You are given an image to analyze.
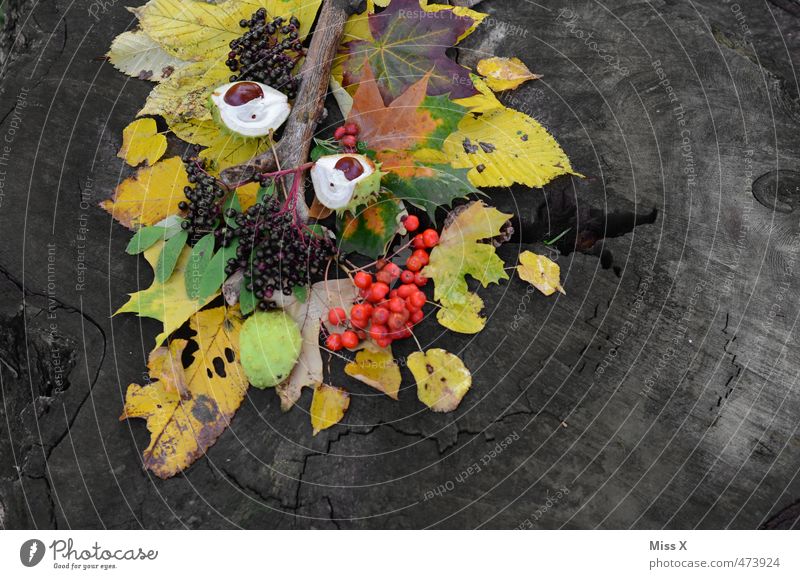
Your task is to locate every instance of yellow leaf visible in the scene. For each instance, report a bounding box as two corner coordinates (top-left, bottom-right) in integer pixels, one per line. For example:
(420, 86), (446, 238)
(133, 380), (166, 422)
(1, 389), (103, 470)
(345, 347), (401, 399)
(118, 118), (167, 167)
(170, 118), (273, 170)
(422, 202), (511, 333)
(310, 384), (350, 435)
(139, 60), (231, 122)
(135, 0), (322, 61)
(477, 56), (540, 91)
(116, 240), (218, 348)
(121, 307), (248, 478)
(107, 30), (187, 82)
(101, 156), (189, 230)
(408, 348), (472, 412)
(442, 77), (577, 188)
(517, 251), (565, 296)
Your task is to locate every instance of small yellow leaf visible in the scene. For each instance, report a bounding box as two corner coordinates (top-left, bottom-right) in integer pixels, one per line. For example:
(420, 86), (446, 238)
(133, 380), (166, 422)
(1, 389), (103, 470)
(101, 156), (189, 230)
(517, 251), (565, 296)
(121, 307), (248, 478)
(477, 57), (540, 91)
(436, 293), (486, 334)
(310, 384), (350, 435)
(116, 240), (218, 348)
(345, 348), (401, 399)
(408, 349), (472, 412)
(118, 118), (167, 167)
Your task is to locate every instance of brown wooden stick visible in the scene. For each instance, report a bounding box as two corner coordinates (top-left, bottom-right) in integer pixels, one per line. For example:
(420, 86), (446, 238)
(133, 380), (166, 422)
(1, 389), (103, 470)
(220, 0), (361, 220)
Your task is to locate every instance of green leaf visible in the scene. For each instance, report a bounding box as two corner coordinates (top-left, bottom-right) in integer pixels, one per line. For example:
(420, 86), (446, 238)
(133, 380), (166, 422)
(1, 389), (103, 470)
(305, 223), (327, 237)
(184, 233), (216, 299)
(126, 225), (167, 255)
(338, 193), (402, 259)
(419, 96), (468, 150)
(256, 182), (276, 204)
(385, 165), (479, 223)
(239, 279), (256, 316)
(222, 192), (241, 228)
(155, 229), (188, 283)
(198, 239), (240, 300)
(342, 0), (481, 103)
(292, 285), (308, 303)
(310, 138), (338, 161)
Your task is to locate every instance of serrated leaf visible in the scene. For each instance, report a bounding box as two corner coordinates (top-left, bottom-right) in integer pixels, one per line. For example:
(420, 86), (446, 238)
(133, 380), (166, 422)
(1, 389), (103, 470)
(345, 348), (401, 399)
(118, 118), (167, 167)
(140, 60), (231, 122)
(120, 307), (248, 478)
(310, 383), (350, 435)
(517, 251), (565, 296)
(185, 233), (216, 299)
(422, 202), (511, 333)
(126, 225), (168, 255)
(198, 239), (240, 300)
(101, 156), (189, 231)
(477, 56), (540, 91)
(170, 118), (272, 169)
(107, 30), (187, 82)
(408, 348), (472, 412)
(116, 240), (219, 348)
(338, 192), (402, 259)
(435, 292), (485, 334)
(155, 228), (188, 283)
(384, 164), (478, 223)
(341, 0), (484, 103)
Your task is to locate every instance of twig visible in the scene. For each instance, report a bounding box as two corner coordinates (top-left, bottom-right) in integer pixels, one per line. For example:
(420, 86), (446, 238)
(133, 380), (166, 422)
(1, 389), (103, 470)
(219, 0), (363, 221)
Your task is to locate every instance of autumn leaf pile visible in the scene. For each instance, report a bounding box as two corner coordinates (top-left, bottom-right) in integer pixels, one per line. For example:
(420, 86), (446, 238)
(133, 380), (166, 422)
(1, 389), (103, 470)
(104, 0), (576, 478)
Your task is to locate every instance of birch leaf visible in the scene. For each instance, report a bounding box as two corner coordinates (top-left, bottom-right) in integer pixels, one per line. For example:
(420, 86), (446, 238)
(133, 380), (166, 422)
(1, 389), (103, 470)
(345, 348), (401, 399)
(477, 56), (540, 91)
(107, 30), (186, 82)
(408, 348), (472, 412)
(310, 384), (350, 435)
(517, 251), (566, 296)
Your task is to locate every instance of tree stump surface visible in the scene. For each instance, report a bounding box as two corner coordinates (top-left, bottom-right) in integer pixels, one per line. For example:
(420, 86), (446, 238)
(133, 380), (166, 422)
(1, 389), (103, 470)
(1, 0), (799, 529)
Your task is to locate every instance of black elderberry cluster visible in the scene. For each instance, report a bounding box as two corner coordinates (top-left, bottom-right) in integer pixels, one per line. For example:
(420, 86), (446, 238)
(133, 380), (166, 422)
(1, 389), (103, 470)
(178, 155), (230, 243)
(226, 8), (302, 98)
(225, 194), (337, 310)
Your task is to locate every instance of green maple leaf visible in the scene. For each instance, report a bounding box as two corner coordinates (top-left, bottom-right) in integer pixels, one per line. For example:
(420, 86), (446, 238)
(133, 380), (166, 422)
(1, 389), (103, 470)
(384, 164), (479, 224)
(342, 0), (480, 104)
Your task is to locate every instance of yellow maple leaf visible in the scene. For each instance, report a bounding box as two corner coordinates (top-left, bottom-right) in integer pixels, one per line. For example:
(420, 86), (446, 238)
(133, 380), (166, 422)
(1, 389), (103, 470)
(121, 307), (248, 478)
(116, 240), (218, 348)
(477, 56), (540, 92)
(118, 118), (167, 167)
(517, 251), (565, 296)
(101, 156), (189, 230)
(416, 77), (577, 188)
(310, 384), (350, 435)
(408, 348), (472, 412)
(422, 202), (512, 333)
(345, 347), (401, 399)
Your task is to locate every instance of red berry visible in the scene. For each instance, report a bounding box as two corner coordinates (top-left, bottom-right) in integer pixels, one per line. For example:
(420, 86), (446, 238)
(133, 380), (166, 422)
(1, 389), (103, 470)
(388, 297), (406, 313)
(397, 283), (416, 299)
(369, 324), (388, 342)
(341, 330), (359, 349)
(343, 122), (359, 136)
(422, 229), (439, 248)
(410, 309), (424, 324)
(356, 330), (367, 340)
(412, 234), (426, 249)
(406, 255), (423, 272)
(412, 249), (429, 265)
(367, 282), (390, 302)
(375, 270), (393, 285)
(325, 333), (343, 351)
(351, 316), (368, 330)
(334, 126), (347, 140)
(399, 322), (414, 338)
(328, 307), (347, 326)
(410, 291), (427, 309)
(361, 303), (374, 318)
(376, 337), (392, 348)
(354, 271), (372, 289)
(414, 272), (428, 287)
(389, 289), (399, 299)
(400, 270), (415, 284)
(404, 215), (420, 232)
(341, 134), (357, 148)
(383, 262), (401, 279)
(351, 304), (369, 321)
(388, 312), (406, 331)
(371, 306), (390, 325)
(376, 258), (388, 270)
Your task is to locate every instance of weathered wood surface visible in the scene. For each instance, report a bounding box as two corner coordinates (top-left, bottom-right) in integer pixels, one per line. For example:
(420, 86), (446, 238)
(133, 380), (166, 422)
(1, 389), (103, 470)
(0, 0), (799, 529)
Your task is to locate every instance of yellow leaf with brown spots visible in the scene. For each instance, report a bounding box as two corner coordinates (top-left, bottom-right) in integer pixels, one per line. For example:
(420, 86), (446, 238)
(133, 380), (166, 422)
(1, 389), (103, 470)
(310, 384), (350, 435)
(408, 348), (472, 412)
(120, 306), (248, 478)
(118, 118), (167, 167)
(477, 57), (540, 92)
(345, 347), (401, 399)
(101, 156), (189, 230)
(517, 251), (566, 296)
